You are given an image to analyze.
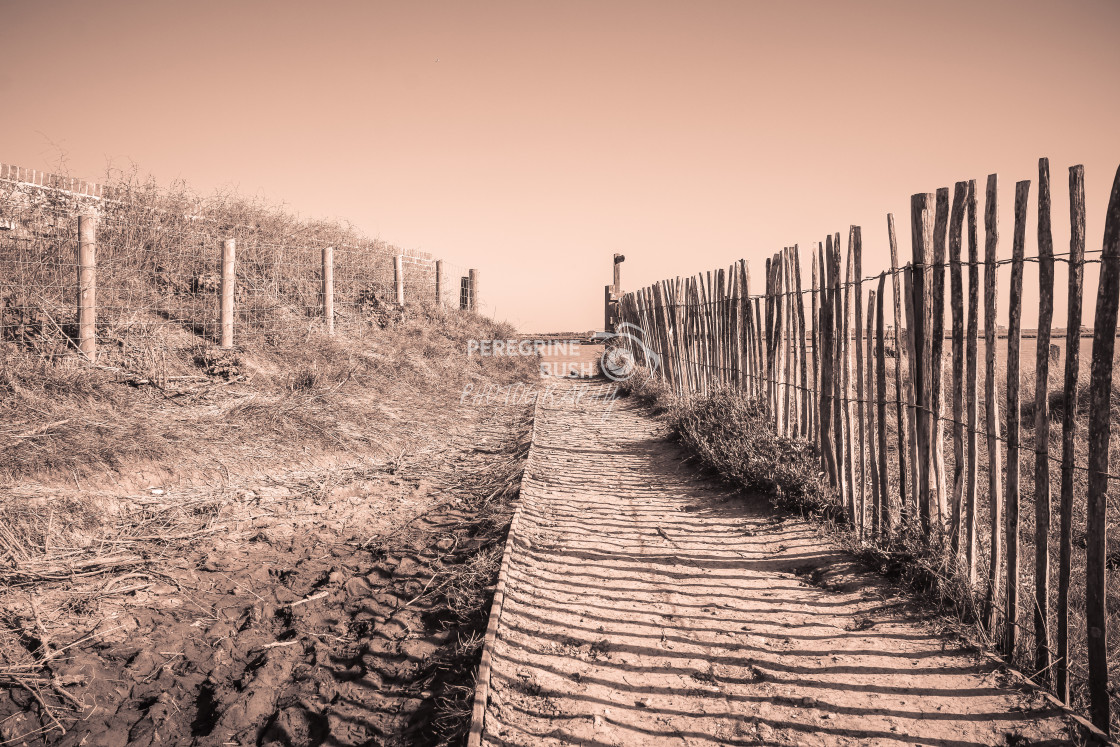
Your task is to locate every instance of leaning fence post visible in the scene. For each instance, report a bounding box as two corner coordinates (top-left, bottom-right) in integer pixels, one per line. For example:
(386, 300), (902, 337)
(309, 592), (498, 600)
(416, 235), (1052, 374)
(1085, 163), (1120, 736)
(469, 269), (479, 312)
(322, 246), (334, 334)
(220, 238), (236, 349)
(395, 254), (405, 305)
(77, 215), (97, 358)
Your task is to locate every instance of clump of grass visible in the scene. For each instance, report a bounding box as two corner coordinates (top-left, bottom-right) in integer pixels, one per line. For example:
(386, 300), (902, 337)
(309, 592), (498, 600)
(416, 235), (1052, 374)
(623, 372), (831, 518)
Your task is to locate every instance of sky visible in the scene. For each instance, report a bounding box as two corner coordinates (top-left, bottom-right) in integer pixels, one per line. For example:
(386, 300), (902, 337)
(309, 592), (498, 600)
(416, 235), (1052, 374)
(3, 0), (1119, 333)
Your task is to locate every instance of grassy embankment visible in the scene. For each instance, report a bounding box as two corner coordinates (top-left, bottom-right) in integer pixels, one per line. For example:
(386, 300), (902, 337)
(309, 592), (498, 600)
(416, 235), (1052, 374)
(0, 170), (537, 745)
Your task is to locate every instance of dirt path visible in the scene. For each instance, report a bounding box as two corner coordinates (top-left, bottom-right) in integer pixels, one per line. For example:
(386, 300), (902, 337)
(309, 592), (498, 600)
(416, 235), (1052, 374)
(0, 401), (530, 747)
(479, 379), (1076, 746)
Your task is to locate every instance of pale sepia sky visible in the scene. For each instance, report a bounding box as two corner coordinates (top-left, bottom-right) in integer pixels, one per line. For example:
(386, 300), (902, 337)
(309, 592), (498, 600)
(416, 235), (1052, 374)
(3, 0), (1119, 332)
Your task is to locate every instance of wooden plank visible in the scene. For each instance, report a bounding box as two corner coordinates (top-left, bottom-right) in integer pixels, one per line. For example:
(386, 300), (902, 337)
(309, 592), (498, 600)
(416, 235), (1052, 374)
(876, 273), (890, 536)
(888, 214), (911, 522)
(1056, 165), (1085, 704)
(931, 187), (949, 530)
(949, 182), (967, 557)
(965, 179), (981, 584)
(1004, 178), (1030, 659)
(1084, 163), (1120, 735)
(854, 227), (866, 535)
(1033, 158), (1055, 679)
(983, 174), (1004, 632)
(866, 289), (879, 538)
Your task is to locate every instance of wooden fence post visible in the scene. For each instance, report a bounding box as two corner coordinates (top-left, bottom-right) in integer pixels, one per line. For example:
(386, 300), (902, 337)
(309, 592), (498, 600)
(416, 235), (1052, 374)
(794, 245), (808, 438)
(887, 214), (911, 523)
(220, 238), (236, 349)
(853, 228), (865, 535)
(394, 255), (405, 305)
(983, 173), (1004, 632)
(949, 182), (967, 556)
(469, 269), (479, 312)
(831, 234), (846, 503)
(865, 289), (878, 537)
(435, 259), (443, 304)
(322, 246), (334, 334)
(1056, 164), (1085, 704)
(819, 237), (838, 489)
(842, 233), (855, 524)
(783, 250), (795, 436)
(811, 249), (820, 443)
(875, 273), (890, 535)
(1085, 163), (1120, 736)
(1004, 178), (1030, 658)
(902, 261), (921, 526)
(931, 187), (949, 530)
(965, 179), (981, 584)
(77, 215), (97, 358)
(911, 193), (935, 535)
(1034, 158), (1055, 679)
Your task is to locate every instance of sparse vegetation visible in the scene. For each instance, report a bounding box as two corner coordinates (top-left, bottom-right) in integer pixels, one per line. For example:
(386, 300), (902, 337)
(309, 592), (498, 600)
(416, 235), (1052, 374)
(0, 167), (536, 745)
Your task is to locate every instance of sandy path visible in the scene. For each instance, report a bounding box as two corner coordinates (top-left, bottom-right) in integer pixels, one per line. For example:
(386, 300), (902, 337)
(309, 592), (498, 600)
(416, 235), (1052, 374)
(480, 379), (1075, 746)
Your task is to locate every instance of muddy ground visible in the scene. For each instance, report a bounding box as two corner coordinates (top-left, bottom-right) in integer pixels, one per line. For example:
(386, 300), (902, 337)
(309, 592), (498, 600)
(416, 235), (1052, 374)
(0, 399), (531, 746)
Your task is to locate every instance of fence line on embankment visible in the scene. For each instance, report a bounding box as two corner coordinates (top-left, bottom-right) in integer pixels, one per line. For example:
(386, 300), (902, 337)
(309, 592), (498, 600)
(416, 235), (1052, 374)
(0, 162), (481, 357)
(616, 158), (1120, 738)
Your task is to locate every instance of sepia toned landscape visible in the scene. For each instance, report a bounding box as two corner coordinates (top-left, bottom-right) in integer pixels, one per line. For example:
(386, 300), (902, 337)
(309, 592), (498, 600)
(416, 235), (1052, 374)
(3, 2), (1119, 746)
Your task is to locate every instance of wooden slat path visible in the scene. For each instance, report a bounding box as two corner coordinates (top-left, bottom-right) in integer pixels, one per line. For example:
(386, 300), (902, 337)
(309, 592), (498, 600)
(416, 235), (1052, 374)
(473, 378), (1076, 747)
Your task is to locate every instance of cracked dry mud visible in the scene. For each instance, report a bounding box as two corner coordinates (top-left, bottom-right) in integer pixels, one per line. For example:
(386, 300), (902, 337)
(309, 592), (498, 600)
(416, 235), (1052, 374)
(481, 379), (1077, 747)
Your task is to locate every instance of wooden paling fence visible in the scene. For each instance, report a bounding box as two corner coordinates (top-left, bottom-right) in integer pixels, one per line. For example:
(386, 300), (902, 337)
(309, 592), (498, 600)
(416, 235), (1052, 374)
(616, 159), (1120, 737)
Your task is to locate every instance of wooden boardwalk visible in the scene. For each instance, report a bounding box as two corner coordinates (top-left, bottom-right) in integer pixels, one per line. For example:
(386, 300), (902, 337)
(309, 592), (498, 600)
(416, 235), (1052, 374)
(472, 379), (1077, 747)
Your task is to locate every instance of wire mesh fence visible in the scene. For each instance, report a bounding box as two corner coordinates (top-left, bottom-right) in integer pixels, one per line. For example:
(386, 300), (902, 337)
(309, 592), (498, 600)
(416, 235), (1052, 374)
(0, 168), (478, 357)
